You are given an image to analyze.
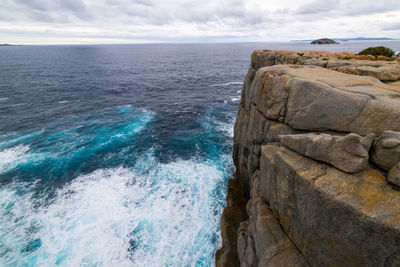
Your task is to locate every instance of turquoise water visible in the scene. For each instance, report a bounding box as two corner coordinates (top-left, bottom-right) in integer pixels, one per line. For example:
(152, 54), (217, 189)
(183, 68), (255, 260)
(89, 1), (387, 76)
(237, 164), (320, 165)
(0, 104), (235, 266)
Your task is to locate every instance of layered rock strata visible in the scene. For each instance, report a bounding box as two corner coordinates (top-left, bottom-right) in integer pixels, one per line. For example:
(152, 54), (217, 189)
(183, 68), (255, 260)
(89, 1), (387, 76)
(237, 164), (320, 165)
(217, 50), (400, 266)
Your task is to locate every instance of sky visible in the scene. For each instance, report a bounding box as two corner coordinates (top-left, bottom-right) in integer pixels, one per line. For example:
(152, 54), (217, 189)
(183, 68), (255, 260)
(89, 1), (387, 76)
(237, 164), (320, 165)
(1, 0), (400, 44)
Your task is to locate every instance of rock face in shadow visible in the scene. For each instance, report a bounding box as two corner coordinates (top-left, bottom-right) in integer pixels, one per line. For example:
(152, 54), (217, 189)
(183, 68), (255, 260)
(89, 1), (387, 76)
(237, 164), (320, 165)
(217, 50), (400, 267)
(279, 133), (374, 173)
(216, 179), (248, 267)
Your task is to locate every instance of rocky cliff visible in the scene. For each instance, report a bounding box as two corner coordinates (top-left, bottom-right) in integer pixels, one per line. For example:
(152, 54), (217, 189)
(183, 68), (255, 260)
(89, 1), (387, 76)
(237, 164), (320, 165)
(216, 50), (400, 267)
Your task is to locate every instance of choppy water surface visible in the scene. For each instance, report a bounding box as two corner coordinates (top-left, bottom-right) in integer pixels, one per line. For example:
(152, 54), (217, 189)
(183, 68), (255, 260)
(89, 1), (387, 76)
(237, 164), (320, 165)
(0, 41), (399, 266)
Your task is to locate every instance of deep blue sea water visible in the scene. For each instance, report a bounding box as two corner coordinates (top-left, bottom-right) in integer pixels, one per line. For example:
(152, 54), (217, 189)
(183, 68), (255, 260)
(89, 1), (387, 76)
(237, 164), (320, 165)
(0, 41), (399, 266)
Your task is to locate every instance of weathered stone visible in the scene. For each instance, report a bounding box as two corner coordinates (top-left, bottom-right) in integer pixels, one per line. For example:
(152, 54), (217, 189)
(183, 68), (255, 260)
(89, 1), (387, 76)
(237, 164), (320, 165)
(243, 64), (400, 135)
(216, 179), (248, 267)
(280, 66), (400, 134)
(222, 49), (400, 267)
(238, 176), (309, 267)
(371, 131), (400, 171)
(279, 133), (374, 173)
(285, 77), (371, 132)
(388, 162), (400, 187)
(237, 221), (255, 267)
(264, 120), (303, 143)
(259, 145), (400, 267)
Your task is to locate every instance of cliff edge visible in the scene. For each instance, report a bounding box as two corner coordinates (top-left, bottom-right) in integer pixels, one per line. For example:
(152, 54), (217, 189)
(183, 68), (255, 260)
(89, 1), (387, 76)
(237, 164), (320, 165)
(216, 50), (400, 267)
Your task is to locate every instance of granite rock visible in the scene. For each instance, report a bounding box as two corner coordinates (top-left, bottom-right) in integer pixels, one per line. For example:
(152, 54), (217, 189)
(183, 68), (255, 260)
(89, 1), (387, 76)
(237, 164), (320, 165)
(279, 133), (374, 173)
(238, 176), (308, 267)
(220, 49), (400, 267)
(259, 145), (400, 266)
(371, 131), (400, 171)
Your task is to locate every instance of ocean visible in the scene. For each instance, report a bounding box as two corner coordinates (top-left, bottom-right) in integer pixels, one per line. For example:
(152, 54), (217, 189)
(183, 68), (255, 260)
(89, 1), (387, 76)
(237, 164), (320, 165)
(1, 40), (399, 266)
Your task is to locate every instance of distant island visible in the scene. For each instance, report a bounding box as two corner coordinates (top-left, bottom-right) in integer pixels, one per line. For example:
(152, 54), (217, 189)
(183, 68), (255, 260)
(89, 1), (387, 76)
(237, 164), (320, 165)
(311, 38), (339, 44)
(0, 44), (15, 46)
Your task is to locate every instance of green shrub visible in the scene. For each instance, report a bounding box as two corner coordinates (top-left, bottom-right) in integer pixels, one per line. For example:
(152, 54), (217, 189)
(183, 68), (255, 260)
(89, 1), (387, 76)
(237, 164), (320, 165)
(358, 46), (395, 57)
(297, 52), (304, 57)
(343, 57), (352, 60)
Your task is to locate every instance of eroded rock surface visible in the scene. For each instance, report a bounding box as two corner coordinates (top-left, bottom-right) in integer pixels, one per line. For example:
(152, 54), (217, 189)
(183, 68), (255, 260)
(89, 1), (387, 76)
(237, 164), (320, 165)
(372, 131), (400, 171)
(259, 145), (400, 267)
(279, 133), (374, 173)
(217, 50), (400, 267)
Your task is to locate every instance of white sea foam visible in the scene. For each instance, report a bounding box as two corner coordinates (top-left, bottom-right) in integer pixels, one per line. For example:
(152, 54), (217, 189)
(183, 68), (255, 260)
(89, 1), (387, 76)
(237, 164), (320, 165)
(0, 154), (229, 266)
(0, 97), (9, 101)
(0, 145), (30, 173)
(211, 81), (243, 87)
(215, 118), (235, 138)
(9, 103), (25, 107)
(230, 97), (240, 102)
(58, 101), (69, 104)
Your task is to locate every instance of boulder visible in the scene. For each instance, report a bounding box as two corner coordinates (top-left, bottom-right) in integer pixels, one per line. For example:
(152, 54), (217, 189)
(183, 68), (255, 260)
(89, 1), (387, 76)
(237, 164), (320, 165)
(371, 131), (400, 171)
(279, 133), (374, 173)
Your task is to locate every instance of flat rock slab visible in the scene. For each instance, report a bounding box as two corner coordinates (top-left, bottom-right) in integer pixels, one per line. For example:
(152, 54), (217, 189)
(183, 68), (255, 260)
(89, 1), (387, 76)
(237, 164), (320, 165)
(279, 133), (374, 173)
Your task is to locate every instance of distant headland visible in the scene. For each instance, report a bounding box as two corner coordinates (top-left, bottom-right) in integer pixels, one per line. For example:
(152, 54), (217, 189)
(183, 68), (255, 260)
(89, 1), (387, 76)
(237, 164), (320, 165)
(292, 37), (396, 42)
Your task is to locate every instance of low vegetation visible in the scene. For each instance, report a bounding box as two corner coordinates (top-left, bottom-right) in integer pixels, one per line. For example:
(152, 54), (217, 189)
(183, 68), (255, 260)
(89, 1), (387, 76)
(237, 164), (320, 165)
(358, 46), (395, 57)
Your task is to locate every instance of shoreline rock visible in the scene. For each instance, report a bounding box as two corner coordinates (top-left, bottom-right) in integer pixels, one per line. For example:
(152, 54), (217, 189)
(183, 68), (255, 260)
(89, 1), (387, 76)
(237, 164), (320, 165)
(217, 49), (400, 266)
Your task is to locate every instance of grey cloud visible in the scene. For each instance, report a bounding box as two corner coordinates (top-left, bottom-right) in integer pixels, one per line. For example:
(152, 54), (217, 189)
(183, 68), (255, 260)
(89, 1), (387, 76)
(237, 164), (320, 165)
(382, 22), (400, 31)
(1, 0), (400, 44)
(10, 0), (93, 22)
(296, 0), (336, 15)
(296, 0), (400, 17)
(60, 0), (87, 12)
(14, 0), (52, 11)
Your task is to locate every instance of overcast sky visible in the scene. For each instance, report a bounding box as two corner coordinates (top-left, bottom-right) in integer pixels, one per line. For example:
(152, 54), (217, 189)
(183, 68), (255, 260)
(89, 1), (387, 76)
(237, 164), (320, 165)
(1, 0), (400, 44)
